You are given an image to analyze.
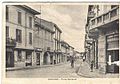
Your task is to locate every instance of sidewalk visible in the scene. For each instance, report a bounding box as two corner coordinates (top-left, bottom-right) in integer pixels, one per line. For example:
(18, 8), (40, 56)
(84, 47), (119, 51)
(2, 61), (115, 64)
(6, 62), (66, 71)
(77, 61), (119, 78)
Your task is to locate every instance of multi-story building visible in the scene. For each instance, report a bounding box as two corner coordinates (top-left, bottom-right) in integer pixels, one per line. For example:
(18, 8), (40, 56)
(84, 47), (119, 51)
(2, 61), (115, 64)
(53, 24), (62, 64)
(85, 5), (119, 73)
(6, 5), (40, 68)
(34, 17), (54, 65)
(34, 17), (64, 65)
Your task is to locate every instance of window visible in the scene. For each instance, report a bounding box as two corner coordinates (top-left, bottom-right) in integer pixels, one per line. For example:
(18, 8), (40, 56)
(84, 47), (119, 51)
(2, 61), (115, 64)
(16, 29), (22, 43)
(29, 32), (32, 44)
(18, 12), (22, 24)
(17, 50), (22, 61)
(6, 26), (9, 38)
(107, 50), (119, 62)
(29, 17), (32, 28)
(107, 34), (119, 49)
(6, 6), (9, 21)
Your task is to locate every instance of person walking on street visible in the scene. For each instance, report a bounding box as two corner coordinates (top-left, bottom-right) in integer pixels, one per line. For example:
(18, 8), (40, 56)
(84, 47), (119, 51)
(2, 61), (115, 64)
(70, 56), (75, 68)
(90, 61), (94, 72)
(83, 56), (85, 62)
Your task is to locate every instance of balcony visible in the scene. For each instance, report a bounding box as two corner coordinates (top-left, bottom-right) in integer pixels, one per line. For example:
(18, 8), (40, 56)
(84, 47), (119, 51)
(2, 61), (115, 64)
(6, 37), (16, 47)
(90, 6), (119, 30)
(88, 30), (99, 39)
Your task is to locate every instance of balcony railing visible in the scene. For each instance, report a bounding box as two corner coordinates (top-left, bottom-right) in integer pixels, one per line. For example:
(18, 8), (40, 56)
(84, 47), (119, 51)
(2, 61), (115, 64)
(90, 6), (119, 30)
(6, 37), (16, 47)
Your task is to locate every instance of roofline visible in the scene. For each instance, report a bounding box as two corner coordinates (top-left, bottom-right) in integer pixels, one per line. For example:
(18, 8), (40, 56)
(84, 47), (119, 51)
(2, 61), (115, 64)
(14, 5), (40, 15)
(34, 17), (54, 33)
(70, 46), (74, 49)
(61, 40), (70, 46)
(54, 23), (62, 33)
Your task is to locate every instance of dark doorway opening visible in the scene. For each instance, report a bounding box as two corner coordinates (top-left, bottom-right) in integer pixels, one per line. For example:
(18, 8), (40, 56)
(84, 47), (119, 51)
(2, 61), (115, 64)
(6, 51), (14, 67)
(26, 51), (32, 66)
(36, 53), (40, 65)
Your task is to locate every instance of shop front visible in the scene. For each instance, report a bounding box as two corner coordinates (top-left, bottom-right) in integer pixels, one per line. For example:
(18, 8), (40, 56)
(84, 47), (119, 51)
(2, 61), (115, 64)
(106, 33), (119, 73)
(26, 50), (33, 66)
(6, 38), (16, 68)
(36, 53), (40, 65)
(35, 48), (43, 66)
(43, 51), (51, 65)
(6, 48), (14, 67)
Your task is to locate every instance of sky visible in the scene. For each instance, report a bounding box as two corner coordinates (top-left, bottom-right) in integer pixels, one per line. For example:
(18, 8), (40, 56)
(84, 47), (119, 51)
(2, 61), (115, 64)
(28, 4), (88, 52)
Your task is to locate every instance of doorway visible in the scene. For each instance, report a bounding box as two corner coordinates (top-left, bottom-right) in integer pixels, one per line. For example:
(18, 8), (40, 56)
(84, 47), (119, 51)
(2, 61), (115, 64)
(36, 53), (40, 65)
(26, 51), (32, 66)
(43, 52), (48, 65)
(6, 51), (14, 67)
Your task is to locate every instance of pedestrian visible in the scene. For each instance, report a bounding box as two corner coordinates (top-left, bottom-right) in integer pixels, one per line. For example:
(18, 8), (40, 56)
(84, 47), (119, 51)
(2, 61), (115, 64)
(90, 61), (94, 72)
(70, 56), (75, 68)
(83, 56), (85, 62)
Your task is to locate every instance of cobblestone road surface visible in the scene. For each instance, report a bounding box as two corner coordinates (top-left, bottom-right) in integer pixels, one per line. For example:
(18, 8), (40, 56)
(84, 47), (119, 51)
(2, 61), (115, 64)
(6, 59), (84, 78)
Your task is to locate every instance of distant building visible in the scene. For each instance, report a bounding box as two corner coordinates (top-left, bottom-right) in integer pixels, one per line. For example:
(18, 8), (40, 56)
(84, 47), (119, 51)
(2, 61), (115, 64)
(61, 40), (70, 62)
(74, 51), (81, 59)
(69, 46), (75, 57)
(6, 5), (40, 68)
(85, 5), (119, 73)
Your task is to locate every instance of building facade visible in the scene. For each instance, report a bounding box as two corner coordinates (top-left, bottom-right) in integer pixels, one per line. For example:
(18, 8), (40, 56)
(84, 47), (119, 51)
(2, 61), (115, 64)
(34, 17), (63, 65)
(85, 5), (119, 73)
(34, 17), (54, 65)
(6, 5), (40, 68)
(53, 24), (62, 64)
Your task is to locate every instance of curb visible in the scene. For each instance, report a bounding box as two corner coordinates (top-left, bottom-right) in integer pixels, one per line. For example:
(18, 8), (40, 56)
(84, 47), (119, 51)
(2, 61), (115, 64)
(75, 61), (98, 78)
(77, 72), (92, 78)
(76, 64), (93, 78)
(6, 65), (52, 71)
(6, 62), (66, 71)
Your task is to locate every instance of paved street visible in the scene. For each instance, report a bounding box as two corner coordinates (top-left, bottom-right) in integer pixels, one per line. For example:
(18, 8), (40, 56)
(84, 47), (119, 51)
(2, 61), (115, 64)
(77, 60), (119, 78)
(6, 59), (84, 78)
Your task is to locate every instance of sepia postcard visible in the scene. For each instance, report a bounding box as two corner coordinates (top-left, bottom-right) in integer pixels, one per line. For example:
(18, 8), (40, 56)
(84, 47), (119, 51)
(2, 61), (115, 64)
(1, 1), (120, 84)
